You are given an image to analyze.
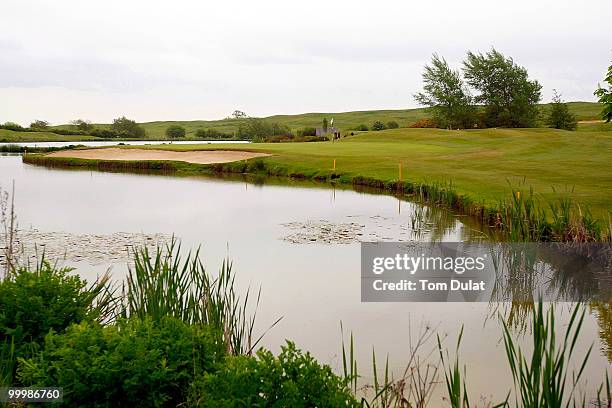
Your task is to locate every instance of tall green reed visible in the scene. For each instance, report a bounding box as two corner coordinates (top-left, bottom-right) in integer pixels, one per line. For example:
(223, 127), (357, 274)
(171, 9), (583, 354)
(341, 321), (440, 408)
(123, 238), (281, 355)
(0, 338), (15, 387)
(502, 302), (593, 408)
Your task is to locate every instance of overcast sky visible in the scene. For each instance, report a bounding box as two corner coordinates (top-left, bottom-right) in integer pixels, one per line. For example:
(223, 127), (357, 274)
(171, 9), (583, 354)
(1, 0), (611, 125)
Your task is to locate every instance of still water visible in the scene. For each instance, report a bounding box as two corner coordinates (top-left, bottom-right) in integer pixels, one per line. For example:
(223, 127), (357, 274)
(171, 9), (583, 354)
(1, 155), (609, 402)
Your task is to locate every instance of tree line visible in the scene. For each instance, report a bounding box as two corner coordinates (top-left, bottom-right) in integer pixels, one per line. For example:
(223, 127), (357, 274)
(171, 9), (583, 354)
(414, 48), (585, 130)
(0, 116), (147, 139)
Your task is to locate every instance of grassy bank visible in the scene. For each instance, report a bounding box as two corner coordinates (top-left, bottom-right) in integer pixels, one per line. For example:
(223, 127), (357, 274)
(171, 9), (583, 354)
(24, 126), (612, 240)
(0, 129), (101, 143)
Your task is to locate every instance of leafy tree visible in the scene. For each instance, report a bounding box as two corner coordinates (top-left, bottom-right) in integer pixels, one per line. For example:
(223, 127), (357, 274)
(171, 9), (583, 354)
(236, 118), (292, 141)
(111, 116), (146, 138)
(322, 118), (328, 132)
(195, 129), (233, 139)
(546, 90), (577, 130)
(29, 120), (49, 130)
(463, 48), (542, 127)
(71, 119), (94, 132)
(298, 127), (316, 137)
(386, 120), (399, 129)
(371, 121), (386, 131)
(1, 122), (24, 131)
(231, 110), (248, 119)
(594, 64), (612, 122)
(166, 125), (186, 139)
(414, 54), (475, 129)
(355, 124), (369, 131)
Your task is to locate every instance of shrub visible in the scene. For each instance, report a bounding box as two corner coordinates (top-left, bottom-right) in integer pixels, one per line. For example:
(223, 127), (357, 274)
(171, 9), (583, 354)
(355, 124), (369, 131)
(546, 90), (577, 130)
(297, 127), (317, 137)
(90, 128), (123, 138)
(48, 128), (86, 136)
(371, 121), (387, 131)
(386, 120), (399, 129)
(0, 261), (112, 357)
(188, 341), (358, 407)
(236, 118), (292, 141)
(111, 116), (146, 138)
(409, 118), (438, 128)
(71, 119), (94, 132)
(165, 125), (186, 139)
(1, 122), (25, 132)
(29, 120), (49, 130)
(195, 129), (233, 139)
(19, 317), (224, 407)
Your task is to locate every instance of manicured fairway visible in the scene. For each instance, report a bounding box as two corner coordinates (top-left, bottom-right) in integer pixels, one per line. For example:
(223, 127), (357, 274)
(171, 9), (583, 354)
(139, 127), (612, 219)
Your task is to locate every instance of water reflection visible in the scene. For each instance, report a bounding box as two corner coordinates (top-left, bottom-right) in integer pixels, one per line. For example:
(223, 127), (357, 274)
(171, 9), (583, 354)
(1, 155), (609, 397)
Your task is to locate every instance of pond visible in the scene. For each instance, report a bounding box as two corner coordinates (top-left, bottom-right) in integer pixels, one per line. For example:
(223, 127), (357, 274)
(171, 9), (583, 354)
(0, 155), (609, 402)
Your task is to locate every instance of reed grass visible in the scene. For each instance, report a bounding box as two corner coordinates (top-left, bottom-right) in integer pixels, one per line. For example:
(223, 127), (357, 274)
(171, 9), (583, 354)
(0, 338), (15, 387)
(123, 238), (281, 355)
(341, 321), (440, 408)
(502, 302), (593, 408)
(437, 327), (473, 408)
(496, 181), (607, 242)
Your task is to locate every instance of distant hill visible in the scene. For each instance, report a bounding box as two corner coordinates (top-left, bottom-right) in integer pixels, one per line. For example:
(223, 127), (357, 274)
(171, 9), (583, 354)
(43, 101), (607, 140)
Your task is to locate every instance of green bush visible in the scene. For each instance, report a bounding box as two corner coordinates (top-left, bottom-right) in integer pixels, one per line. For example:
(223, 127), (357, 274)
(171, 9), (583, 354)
(546, 90), (577, 131)
(386, 120), (399, 129)
(297, 127), (317, 137)
(355, 124), (369, 131)
(165, 125), (186, 139)
(29, 120), (49, 130)
(19, 317), (224, 407)
(195, 129), (233, 139)
(188, 341), (358, 407)
(111, 116), (146, 138)
(0, 262), (109, 356)
(371, 121), (386, 131)
(90, 128), (124, 138)
(71, 119), (94, 132)
(0, 122), (25, 132)
(236, 118), (292, 141)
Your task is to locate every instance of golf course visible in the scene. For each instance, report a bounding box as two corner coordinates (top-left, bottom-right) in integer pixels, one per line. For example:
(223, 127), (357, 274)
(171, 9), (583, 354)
(23, 123), (612, 232)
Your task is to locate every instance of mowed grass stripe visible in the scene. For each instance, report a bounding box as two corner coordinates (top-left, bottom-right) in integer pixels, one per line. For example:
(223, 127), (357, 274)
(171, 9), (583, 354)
(127, 127), (612, 218)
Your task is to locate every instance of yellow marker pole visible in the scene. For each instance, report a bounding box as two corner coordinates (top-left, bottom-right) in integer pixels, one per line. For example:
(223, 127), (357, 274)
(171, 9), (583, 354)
(333, 159), (336, 171)
(398, 163), (402, 181)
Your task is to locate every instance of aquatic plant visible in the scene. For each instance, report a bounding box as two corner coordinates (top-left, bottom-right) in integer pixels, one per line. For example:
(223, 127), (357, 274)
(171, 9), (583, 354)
(123, 239), (281, 355)
(341, 321), (440, 408)
(437, 327), (473, 408)
(502, 302), (593, 408)
(0, 337), (15, 387)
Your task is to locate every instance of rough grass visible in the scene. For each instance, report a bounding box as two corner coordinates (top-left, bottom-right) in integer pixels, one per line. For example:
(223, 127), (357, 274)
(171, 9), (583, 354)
(0, 129), (100, 143)
(130, 102), (609, 139)
(36, 101), (607, 140)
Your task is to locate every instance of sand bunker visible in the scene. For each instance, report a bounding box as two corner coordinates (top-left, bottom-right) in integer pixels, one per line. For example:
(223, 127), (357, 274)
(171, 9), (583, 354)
(47, 148), (271, 164)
